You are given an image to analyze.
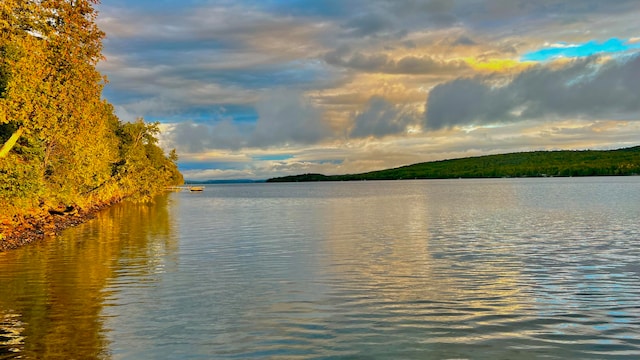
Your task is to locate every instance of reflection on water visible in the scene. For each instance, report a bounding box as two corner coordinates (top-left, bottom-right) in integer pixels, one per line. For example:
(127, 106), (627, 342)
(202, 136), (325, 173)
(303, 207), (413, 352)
(0, 196), (177, 359)
(1, 178), (640, 359)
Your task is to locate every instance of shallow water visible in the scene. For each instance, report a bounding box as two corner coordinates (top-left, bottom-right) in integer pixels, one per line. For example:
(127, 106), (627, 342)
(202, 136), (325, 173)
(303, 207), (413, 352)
(1, 178), (640, 359)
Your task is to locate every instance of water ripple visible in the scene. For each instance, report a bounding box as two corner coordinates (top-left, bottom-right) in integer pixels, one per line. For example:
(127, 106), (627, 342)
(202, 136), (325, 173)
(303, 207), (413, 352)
(2, 179), (640, 359)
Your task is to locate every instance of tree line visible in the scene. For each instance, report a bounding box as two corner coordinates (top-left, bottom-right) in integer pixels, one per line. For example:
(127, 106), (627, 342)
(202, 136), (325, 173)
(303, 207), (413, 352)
(267, 146), (640, 182)
(0, 0), (183, 224)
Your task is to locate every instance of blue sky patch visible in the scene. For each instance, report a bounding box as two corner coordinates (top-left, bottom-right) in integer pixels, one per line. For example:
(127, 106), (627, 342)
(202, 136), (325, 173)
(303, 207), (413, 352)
(253, 154), (294, 161)
(521, 38), (640, 62)
(133, 105), (259, 125)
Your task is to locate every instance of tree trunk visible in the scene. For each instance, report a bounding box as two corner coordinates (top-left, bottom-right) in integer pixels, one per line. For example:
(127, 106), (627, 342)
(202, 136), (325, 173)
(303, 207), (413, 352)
(0, 126), (24, 158)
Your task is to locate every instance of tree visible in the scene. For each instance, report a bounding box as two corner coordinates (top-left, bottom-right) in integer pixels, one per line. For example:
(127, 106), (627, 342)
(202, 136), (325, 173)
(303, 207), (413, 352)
(114, 119), (183, 202)
(1, 0), (183, 227)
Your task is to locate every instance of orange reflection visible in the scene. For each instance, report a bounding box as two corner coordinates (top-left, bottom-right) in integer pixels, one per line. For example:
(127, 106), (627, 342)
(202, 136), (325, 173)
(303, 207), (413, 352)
(0, 195), (177, 359)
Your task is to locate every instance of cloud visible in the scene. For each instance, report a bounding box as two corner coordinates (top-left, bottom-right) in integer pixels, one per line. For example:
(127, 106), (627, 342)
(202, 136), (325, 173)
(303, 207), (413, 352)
(350, 96), (420, 138)
(325, 48), (469, 74)
(452, 35), (477, 46)
(97, 1), (336, 121)
(425, 78), (499, 130)
(343, 12), (394, 37)
(425, 54), (640, 130)
(171, 119), (250, 152)
(251, 91), (333, 147)
(96, 0), (640, 180)
(166, 91), (333, 151)
(182, 168), (259, 181)
(279, 0), (640, 36)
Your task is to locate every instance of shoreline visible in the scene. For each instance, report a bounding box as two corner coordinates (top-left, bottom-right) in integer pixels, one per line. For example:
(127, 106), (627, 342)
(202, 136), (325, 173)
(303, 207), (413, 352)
(0, 200), (120, 252)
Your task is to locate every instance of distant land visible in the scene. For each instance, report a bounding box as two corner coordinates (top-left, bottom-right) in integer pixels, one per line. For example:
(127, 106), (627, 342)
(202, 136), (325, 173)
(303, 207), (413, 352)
(267, 146), (640, 183)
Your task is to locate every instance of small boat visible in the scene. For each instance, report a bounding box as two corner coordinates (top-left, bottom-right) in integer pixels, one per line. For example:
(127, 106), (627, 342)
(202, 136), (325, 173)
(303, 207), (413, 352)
(188, 186), (205, 192)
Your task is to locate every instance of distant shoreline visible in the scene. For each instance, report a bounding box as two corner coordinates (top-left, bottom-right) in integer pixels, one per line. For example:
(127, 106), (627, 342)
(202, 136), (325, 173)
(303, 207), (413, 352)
(268, 173), (639, 183)
(267, 146), (640, 183)
(184, 179), (266, 185)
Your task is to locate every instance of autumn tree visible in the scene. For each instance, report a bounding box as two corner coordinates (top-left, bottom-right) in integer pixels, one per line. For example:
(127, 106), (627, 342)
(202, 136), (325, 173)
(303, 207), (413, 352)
(0, 0), (47, 211)
(114, 119), (183, 202)
(1, 0), (183, 227)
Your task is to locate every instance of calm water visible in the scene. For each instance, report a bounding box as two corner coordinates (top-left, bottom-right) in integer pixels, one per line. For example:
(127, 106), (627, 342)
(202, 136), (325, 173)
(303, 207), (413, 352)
(1, 178), (640, 359)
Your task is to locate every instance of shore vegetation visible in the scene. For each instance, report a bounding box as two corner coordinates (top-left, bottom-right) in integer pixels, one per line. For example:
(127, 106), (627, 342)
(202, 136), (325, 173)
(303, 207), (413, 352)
(1, 0), (183, 249)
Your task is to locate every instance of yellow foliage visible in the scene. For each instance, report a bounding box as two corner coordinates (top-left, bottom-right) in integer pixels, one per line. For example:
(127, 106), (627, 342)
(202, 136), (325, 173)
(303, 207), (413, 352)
(0, 0), (183, 221)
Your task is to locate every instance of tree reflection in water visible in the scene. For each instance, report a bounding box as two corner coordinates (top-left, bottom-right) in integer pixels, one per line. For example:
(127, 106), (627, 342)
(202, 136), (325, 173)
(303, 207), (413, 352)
(0, 195), (177, 359)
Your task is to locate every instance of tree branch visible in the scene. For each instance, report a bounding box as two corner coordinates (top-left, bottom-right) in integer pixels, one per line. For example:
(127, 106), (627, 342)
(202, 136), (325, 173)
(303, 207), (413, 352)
(0, 126), (24, 158)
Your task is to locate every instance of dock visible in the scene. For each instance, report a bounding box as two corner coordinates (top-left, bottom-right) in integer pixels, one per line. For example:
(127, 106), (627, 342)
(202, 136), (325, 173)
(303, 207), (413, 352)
(167, 186), (205, 192)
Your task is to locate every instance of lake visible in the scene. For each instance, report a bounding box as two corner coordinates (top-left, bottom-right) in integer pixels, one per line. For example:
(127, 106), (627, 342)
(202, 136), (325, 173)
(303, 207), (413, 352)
(1, 178), (640, 359)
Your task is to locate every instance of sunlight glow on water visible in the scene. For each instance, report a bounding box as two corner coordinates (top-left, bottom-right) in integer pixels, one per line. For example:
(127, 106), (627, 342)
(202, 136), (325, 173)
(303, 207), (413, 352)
(1, 178), (640, 359)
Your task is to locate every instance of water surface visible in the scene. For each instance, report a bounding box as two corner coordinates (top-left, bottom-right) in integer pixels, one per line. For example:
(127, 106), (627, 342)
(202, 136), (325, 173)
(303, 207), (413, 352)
(1, 178), (640, 359)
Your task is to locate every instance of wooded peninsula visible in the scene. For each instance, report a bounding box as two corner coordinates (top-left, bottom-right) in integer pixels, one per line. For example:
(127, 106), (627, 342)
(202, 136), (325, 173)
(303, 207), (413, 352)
(1, 0), (183, 250)
(267, 146), (640, 182)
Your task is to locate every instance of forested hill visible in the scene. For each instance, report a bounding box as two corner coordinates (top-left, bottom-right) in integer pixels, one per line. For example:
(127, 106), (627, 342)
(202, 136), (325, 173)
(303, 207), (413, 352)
(267, 146), (640, 182)
(0, 1), (183, 239)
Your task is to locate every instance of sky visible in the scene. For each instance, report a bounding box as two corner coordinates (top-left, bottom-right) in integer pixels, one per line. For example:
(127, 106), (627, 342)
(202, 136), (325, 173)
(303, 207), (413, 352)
(95, 0), (640, 180)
